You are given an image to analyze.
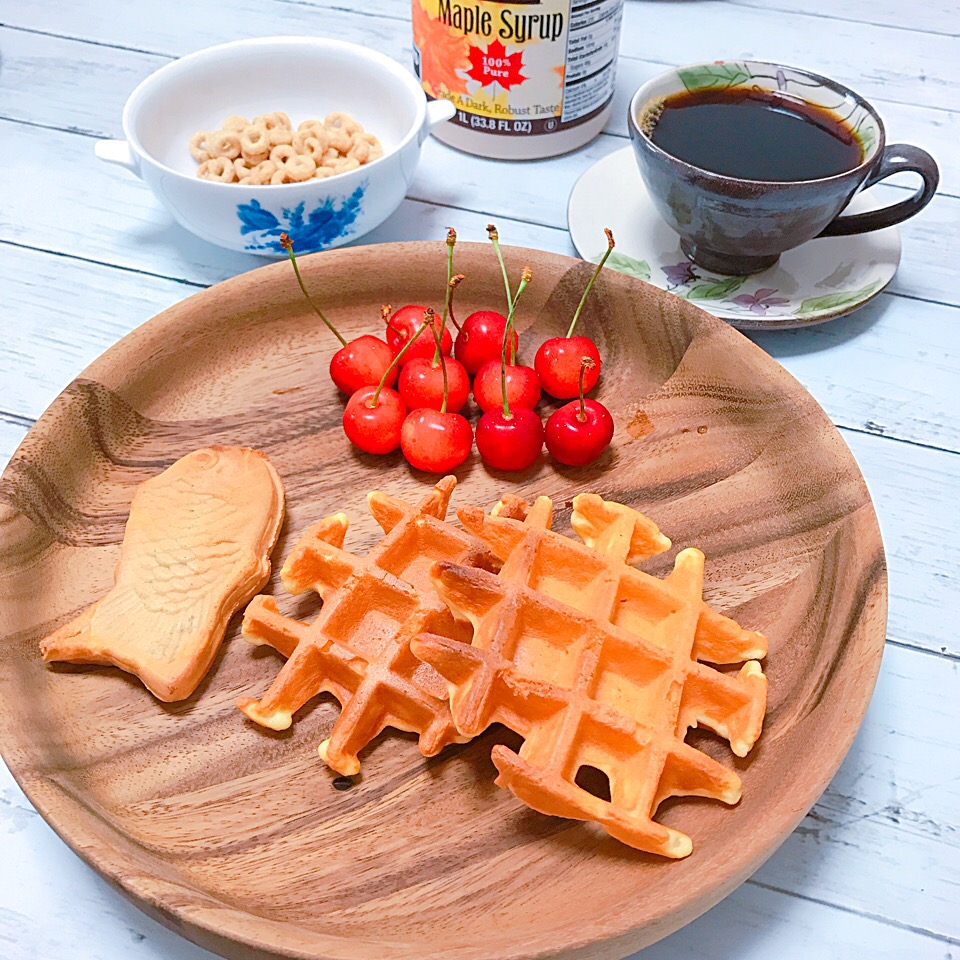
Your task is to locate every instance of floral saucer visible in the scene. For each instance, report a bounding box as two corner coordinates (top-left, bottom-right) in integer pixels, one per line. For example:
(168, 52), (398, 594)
(567, 146), (901, 329)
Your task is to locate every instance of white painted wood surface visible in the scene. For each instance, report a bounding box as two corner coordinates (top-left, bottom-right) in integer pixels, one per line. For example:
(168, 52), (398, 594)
(1, 1), (957, 958)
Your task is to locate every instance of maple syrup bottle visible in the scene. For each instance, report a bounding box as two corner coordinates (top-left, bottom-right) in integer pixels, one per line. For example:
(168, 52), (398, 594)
(412, 0), (625, 159)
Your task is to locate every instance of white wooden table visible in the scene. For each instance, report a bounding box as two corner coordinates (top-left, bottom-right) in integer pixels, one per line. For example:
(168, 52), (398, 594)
(1, 2), (957, 958)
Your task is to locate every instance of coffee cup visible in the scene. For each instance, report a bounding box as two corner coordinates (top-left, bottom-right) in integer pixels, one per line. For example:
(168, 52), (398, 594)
(628, 61), (939, 275)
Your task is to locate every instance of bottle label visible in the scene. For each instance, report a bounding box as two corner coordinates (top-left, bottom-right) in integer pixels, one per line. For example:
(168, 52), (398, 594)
(413, 0), (624, 137)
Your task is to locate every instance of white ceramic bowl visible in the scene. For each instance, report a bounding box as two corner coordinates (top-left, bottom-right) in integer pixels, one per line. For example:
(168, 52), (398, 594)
(95, 37), (454, 255)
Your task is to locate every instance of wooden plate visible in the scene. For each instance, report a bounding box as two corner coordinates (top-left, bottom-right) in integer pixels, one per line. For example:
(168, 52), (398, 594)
(0, 243), (886, 960)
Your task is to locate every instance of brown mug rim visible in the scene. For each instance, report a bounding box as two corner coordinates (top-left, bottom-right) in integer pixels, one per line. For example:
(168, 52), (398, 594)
(627, 59), (887, 189)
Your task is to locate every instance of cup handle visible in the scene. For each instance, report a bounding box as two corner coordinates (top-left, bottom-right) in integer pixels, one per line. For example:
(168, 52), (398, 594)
(94, 139), (142, 178)
(817, 144), (939, 237)
(420, 99), (456, 144)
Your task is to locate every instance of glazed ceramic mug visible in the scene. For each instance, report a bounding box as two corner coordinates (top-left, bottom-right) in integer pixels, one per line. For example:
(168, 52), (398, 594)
(628, 61), (940, 275)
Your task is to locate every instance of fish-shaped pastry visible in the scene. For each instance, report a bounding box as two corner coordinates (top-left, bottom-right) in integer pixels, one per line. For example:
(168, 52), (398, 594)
(40, 447), (285, 701)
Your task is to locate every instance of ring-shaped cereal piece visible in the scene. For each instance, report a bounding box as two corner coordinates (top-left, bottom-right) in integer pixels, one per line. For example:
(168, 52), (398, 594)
(313, 166), (337, 179)
(254, 111), (291, 132)
(329, 156), (361, 173)
(197, 157), (237, 182)
(240, 124), (270, 157)
(326, 130), (353, 154)
(360, 133), (384, 159)
(298, 120), (326, 139)
(268, 126), (294, 147)
(296, 135), (326, 163)
(283, 154), (317, 182)
(189, 131), (211, 163)
(270, 169), (292, 185)
(221, 115), (249, 132)
(270, 144), (298, 165)
(241, 160), (277, 185)
(253, 159), (279, 178)
(240, 147), (270, 165)
(207, 131), (241, 160)
(347, 138), (371, 163)
(325, 111), (362, 136)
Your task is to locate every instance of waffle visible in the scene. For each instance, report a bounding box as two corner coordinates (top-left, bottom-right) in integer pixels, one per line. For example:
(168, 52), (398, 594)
(40, 447), (285, 701)
(238, 476), (499, 776)
(411, 494), (767, 857)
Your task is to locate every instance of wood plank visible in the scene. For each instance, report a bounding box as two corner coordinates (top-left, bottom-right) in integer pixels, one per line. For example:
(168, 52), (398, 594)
(5, 0), (958, 115)
(639, 878), (958, 959)
(0, 28), (167, 138)
(0, 419), (29, 467)
(0, 117), (576, 286)
(751, 641), (960, 942)
(726, 0), (960, 35)
(841, 431), (959, 658)
(2, 0), (408, 60)
(1, 113), (957, 313)
(7, 25), (955, 202)
(3, 21), (956, 199)
(747, 297), (960, 451)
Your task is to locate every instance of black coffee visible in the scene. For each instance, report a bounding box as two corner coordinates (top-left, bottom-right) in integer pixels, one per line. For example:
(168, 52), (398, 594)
(647, 87), (863, 181)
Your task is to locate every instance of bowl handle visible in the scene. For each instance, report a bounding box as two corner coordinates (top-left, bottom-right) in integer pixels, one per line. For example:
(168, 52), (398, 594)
(421, 99), (456, 143)
(95, 140), (142, 178)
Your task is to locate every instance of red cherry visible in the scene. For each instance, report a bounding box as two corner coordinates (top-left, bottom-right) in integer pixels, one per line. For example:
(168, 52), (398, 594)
(329, 335), (397, 395)
(342, 387), (406, 455)
(473, 360), (540, 412)
(536, 227), (615, 399)
(546, 398), (614, 466)
(535, 336), (602, 399)
(455, 311), (517, 375)
(476, 408), (544, 471)
(387, 304), (453, 364)
(398, 356), (470, 413)
(401, 408), (473, 472)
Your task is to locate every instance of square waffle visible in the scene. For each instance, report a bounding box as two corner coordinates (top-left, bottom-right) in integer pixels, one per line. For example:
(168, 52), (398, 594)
(238, 476), (498, 776)
(411, 494), (767, 857)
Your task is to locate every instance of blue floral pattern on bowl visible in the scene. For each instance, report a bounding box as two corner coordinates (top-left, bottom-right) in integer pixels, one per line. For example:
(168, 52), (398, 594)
(237, 184), (366, 253)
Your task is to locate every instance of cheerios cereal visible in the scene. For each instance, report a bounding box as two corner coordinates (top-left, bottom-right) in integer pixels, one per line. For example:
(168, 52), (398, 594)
(189, 111), (382, 184)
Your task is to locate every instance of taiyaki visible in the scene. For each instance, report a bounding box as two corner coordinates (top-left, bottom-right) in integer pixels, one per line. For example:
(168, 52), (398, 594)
(40, 446), (285, 701)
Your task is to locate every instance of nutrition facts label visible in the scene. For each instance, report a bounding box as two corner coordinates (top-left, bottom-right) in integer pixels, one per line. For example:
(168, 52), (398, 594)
(561, 0), (625, 124)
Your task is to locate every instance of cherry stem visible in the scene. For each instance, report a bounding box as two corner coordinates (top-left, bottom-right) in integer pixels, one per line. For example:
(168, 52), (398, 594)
(382, 303), (403, 337)
(369, 317), (429, 408)
(281, 233), (346, 347)
(425, 307), (449, 414)
(435, 229), (457, 363)
(447, 274), (465, 333)
(500, 266), (532, 419)
(487, 223), (513, 315)
(577, 357), (596, 422)
(566, 227), (615, 339)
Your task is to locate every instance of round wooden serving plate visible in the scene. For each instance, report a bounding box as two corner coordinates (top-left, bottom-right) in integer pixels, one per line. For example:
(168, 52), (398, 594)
(0, 243), (886, 960)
